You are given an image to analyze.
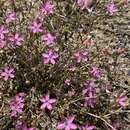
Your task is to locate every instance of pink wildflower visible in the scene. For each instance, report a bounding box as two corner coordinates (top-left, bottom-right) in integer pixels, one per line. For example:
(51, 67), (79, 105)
(9, 93), (25, 117)
(40, 1), (55, 15)
(28, 21), (43, 33)
(40, 93), (56, 111)
(82, 80), (96, 96)
(9, 33), (24, 46)
(116, 94), (127, 107)
(77, 0), (92, 10)
(15, 121), (35, 130)
(57, 116), (77, 130)
(89, 66), (102, 79)
(41, 32), (56, 45)
(83, 80), (96, 108)
(84, 96), (96, 108)
(1, 67), (14, 81)
(80, 124), (95, 130)
(5, 12), (16, 23)
(0, 25), (9, 39)
(106, 1), (118, 15)
(42, 49), (58, 65)
(0, 39), (6, 48)
(73, 49), (88, 63)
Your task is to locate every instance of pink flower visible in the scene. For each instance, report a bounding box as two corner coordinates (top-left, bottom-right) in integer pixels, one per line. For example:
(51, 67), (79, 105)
(77, 0), (92, 10)
(15, 121), (35, 130)
(106, 1), (118, 15)
(9, 93), (25, 117)
(82, 81), (96, 108)
(0, 25), (9, 39)
(40, 1), (55, 15)
(28, 21), (43, 33)
(0, 39), (6, 48)
(84, 96), (96, 108)
(9, 33), (24, 46)
(73, 49), (88, 63)
(57, 116), (77, 130)
(89, 66), (102, 79)
(116, 94), (127, 107)
(5, 12), (16, 23)
(41, 32), (56, 45)
(40, 93), (56, 111)
(1, 67), (15, 81)
(42, 49), (58, 64)
(82, 80), (96, 96)
(80, 124), (95, 130)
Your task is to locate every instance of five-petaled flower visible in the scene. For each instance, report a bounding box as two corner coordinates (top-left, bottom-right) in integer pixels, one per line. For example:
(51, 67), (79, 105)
(9, 93), (25, 117)
(40, 1), (55, 15)
(9, 33), (24, 46)
(73, 49), (88, 63)
(5, 12), (16, 23)
(15, 120), (35, 130)
(89, 66), (102, 79)
(0, 25), (9, 39)
(57, 116), (77, 130)
(28, 21), (43, 33)
(106, 1), (118, 15)
(0, 67), (15, 81)
(41, 32), (56, 46)
(40, 93), (56, 111)
(42, 49), (58, 64)
(82, 80), (96, 97)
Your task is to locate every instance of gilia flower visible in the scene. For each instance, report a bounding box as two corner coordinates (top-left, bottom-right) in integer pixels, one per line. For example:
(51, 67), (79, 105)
(89, 66), (102, 79)
(28, 21), (43, 33)
(15, 121), (35, 130)
(9, 93), (25, 117)
(106, 1), (118, 15)
(9, 33), (24, 46)
(73, 49), (88, 63)
(40, 93), (56, 111)
(82, 80), (96, 96)
(57, 116), (77, 130)
(41, 32), (56, 46)
(5, 12), (16, 23)
(1, 67), (14, 81)
(80, 124), (95, 130)
(40, 1), (55, 15)
(42, 49), (58, 64)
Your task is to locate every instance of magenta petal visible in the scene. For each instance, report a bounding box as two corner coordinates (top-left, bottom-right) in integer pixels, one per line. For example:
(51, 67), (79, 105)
(40, 97), (46, 102)
(50, 59), (56, 64)
(65, 126), (70, 130)
(67, 116), (75, 123)
(70, 124), (77, 129)
(47, 104), (53, 110)
(57, 123), (65, 129)
(48, 99), (56, 103)
(40, 103), (47, 110)
(44, 59), (50, 64)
